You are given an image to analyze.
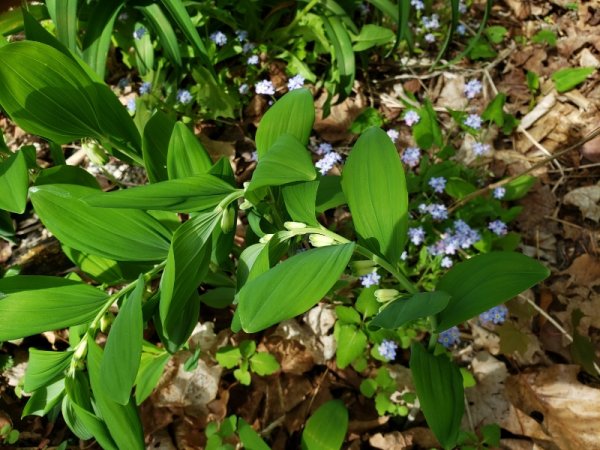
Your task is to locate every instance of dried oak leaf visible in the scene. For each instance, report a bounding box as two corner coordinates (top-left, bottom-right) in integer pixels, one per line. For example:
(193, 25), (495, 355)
(506, 365), (600, 450)
(563, 183), (600, 222)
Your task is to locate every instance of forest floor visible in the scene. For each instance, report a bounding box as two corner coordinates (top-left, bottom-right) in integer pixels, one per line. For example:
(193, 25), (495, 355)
(1, 1), (600, 449)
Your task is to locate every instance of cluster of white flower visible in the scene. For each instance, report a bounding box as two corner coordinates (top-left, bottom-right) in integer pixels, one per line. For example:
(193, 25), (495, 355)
(255, 79), (275, 95)
(315, 152), (342, 175)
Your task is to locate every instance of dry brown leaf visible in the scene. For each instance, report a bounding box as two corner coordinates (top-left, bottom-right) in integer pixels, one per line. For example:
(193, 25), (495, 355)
(314, 89), (366, 142)
(563, 183), (600, 222)
(506, 365), (600, 450)
(436, 73), (467, 111)
(369, 431), (413, 450)
(562, 254), (600, 287)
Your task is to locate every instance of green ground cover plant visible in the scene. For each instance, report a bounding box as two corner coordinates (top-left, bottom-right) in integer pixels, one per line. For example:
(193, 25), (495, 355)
(0, 1), (581, 448)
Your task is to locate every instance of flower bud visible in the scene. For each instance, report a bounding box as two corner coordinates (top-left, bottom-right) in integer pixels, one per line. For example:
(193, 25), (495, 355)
(239, 199), (253, 210)
(73, 341), (88, 361)
(350, 260), (378, 276)
(100, 312), (115, 333)
(284, 221), (307, 230)
(374, 289), (400, 303)
(82, 139), (108, 166)
(220, 207), (235, 233)
(309, 234), (335, 247)
(259, 234), (274, 244)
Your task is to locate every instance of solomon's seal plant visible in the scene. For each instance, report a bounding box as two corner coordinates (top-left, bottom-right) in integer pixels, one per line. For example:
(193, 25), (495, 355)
(0, 29), (548, 450)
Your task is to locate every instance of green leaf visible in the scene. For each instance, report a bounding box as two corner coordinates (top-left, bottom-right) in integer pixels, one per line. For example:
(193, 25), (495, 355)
(87, 338), (145, 450)
(30, 184), (171, 261)
(237, 418), (271, 450)
(335, 324), (367, 369)
(0, 276), (107, 341)
(83, 175), (237, 212)
(216, 346), (242, 369)
(410, 342), (463, 449)
(0, 150), (29, 213)
(133, 22), (154, 76)
(135, 350), (170, 405)
(301, 400), (348, 450)
(503, 175), (536, 201)
(249, 352), (280, 376)
(35, 165), (99, 189)
(23, 378), (65, 418)
(159, 212), (218, 350)
(238, 243), (355, 333)
(322, 15), (355, 99)
(142, 110), (174, 183)
(248, 134), (316, 191)
(316, 176), (346, 212)
(45, 0), (78, 52)
(234, 367), (251, 385)
(81, 0), (122, 80)
(158, 0), (212, 69)
(485, 25), (507, 44)
(436, 252), (550, 331)
(482, 93), (506, 126)
(552, 67), (596, 93)
(140, 4), (182, 66)
(532, 29), (557, 47)
(413, 99), (443, 150)
(0, 5), (47, 36)
(0, 41), (140, 154)
(100, 275), (145, 405)
(341, 127), (407, 262)
(348, 107), (384, 134)
(353, 24), (395, 51)
(0, 210), (15, 243)
(255, 88), (314, 158)
(24, 349), (73, 393)
(62, 246), (124, 285)
(370, 291), (451, 330)
(167, 122), (212, 179)
(359, 378), (377, 398)
(282, 181), (319, 226)
(335, 306), (361, 325)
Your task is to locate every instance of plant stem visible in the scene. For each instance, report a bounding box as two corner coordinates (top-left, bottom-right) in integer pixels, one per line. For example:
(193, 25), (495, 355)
(216, 189), (245, 212)
(69, 261), (166, 374)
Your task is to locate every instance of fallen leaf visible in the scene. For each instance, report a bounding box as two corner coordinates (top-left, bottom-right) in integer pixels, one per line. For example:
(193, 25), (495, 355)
(563, 183), (600, 222)
(506, 365), (600, 450)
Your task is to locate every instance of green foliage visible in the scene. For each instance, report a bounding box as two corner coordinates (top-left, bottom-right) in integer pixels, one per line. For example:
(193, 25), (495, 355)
(216, 340), (279, 385)
(552, 67), (596, 93)
(301, 400), (348, 450)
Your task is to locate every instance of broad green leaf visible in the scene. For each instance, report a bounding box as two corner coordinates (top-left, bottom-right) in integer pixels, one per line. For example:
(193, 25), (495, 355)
(335, 324), (367, 369)
(503, 175), (536, 200)
(87, 338), (145, 450)
(0, 41), (99, 143)
(0, 276), (107, 341)
(46, 0), (78, 52)
(140, 4), (182, 66)
(282, 181), (319, 226)
(413, 99), (443, 149)
(63, 372), (96, 440)
(238, 243), (355, 333)
(255, 88), (314, 158)
(316, 176), (346, 212)
(249, 352), (280, 376)
(410, 343), (463, 449)
(353, 24), (395, 51)
(238, 418), (271, 450)
(22, 378), (65, 418)
(167, 122), (212, 179)
(335, 306), (361, 325)
(0, 5), (47, 36)
(436, 252), (550, 331)
(322, 15), (355, 99)
(35, 165), (99, 189)
(216, 346), (242, 369)
(0, 150), (29, 213)
(190, 65), (237, 119)
(63, 395), (93, 441)
(135, 350), (170, 405)
(236, 243), (269, 290)
(301, 400), (348, 450)
(83, 175), (237, 212)
(82, 0), (122, 80)
(370, 291), (451, 330)
(142, 110), (175, 183)
(0, 210), (15, 243)
(159, 212), (219, 350)
(24, 349), (73, 392)
(30, 184), (171, 261)
(133, 22), (154, 76)
(62, 246), (124, 285)
(485, 25), (508, 44)
(101, 275), (145, 405)
(248, 134), (316, 191)
(482, 93), (506, 126)
(532, 29), (557, 47)
(341, 127), (408, 263)
(552, 67), (595, 93)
